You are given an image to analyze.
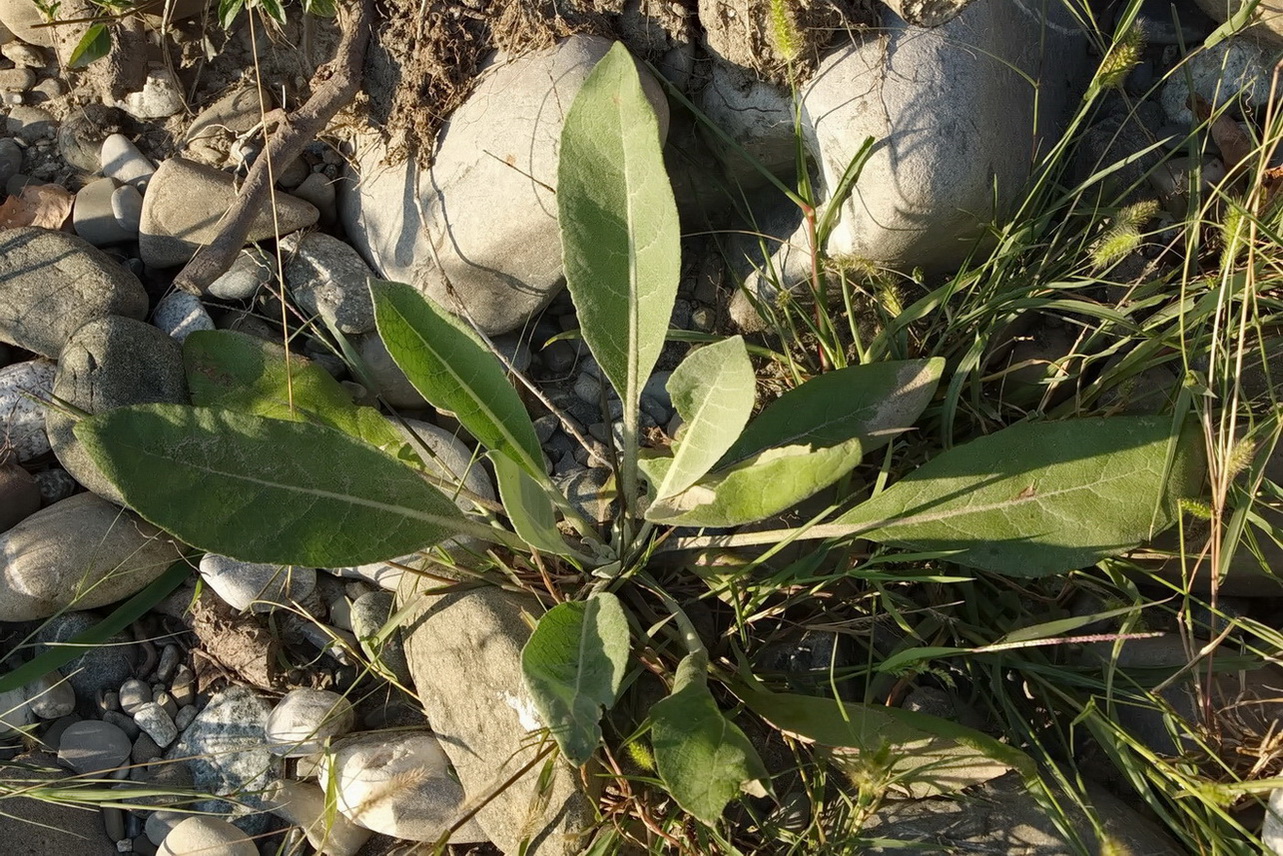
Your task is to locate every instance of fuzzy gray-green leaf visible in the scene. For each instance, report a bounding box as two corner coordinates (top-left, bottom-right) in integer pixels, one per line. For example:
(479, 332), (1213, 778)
(737, 682), (1031, 798)
(521, 593), (630, 765)
(831, 416), (1205, 576)
(371, 279), (544, 478)
(646, 439), (864, 528)
(721, 357), (944, 466)
(491, 452), (577, 558)
(651, 652), (769, 825)
(75, 404), (471, 567)
(656, 336), (755, 499)
(558, 41), (679, 414)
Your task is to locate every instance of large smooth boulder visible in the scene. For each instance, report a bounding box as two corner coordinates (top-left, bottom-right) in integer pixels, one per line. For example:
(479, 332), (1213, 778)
(399, 575), (595, 855)
(0, 493), (182, 621)
(0, 228), (148, 358)
(726, 0), (1090, 323)
(339, 35), (668, 336)
(139, 157), (318, 269)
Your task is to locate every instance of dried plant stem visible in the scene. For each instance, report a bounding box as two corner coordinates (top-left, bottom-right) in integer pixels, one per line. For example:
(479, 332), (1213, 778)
(172, 0), (375, 295)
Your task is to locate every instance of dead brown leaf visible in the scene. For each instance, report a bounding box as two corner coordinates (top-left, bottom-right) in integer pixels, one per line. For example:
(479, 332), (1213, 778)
(0, 183), (75, 231)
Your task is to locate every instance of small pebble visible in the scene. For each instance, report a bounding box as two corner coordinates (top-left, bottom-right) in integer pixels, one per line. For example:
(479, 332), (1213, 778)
(173, 704), (197, 732)
(99, 690), (121, 713)
(1, 42), (46, 68)
(119, 678), (151, 715)
(153, 689), (178, 720)
(155, 645), (181, 683)
(121, 67), (183, 119)
(132, 702), (178, 748)
(101, 709), (140, 740)
(145, 810), (185, 847)
(6, 105), (55, 142)
(131, 731), (162, 764)
(207, 247), (273, 301)
(33, 468), (77, 504)
(169, 666), (195, 707)
(0, 67), (34, 91)
(23, 671), (75, 718)
(100, 133), (155, 191)
(152, 292), (214, 343)
(0, 138), (21, 185)
(110, 183), (143, 235)
(57, 719), (132, 774)
(28, 77), (65, 102)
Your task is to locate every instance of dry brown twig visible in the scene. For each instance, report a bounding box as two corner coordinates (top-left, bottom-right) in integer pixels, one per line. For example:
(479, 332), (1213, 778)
(172, 0), (375, 296)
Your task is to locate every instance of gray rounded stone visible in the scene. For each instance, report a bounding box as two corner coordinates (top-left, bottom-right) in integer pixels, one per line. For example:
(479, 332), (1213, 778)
(264, 688), (355, 757)
(100, 133), (155, 191)
(0, 359), (53, 462)
(22, 671), (75, 719)
(1, 494), (181, 620)
(1161, 37), (1278, 126)
(280, 232), (376, 334)
(0, 228), (148, 357)
(118, 678), (151, 715)
(198, 553), (316, 613)
(158, 817), (256, 856)
(132, 702), (178, 748)
(45, 316), (188, 505)
(354, 332), (428, 409)
(207, 247), (273, 301)
(73, 177), (133, 246)
(139, 158), (318, 269)
(0, 462), (40, 530)
(34, 612), (136, 705)
(151, 291), (214, 343)
(350, 591), (411, 685)
(110, 183), (143, 235)
(320, 731), (485, 843)
(264, 779), (370, 856)
(340, 35), (669, 336)
(57, 719), (131, 774)
(164, 686), (280, 831)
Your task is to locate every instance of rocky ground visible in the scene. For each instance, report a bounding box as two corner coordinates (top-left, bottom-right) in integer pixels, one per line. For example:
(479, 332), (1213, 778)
(2, 0), (1283, 854)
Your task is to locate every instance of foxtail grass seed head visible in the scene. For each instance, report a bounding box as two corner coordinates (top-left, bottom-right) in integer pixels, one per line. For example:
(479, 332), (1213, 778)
(1092, 224), (1142, 269)
(1098, 23), (1145, 90)
(1179, 498), (1215, 520)
(769, 0), (802, 66)
(626, 739), (656, 772)
(1121, 199), (1159, 229)
(1099, 836), (1135, 856)
(1226, 437), (1258, 480)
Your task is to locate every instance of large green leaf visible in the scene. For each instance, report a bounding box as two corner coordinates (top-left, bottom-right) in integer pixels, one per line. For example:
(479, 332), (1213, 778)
(75, 405), (480, 567)
(491, 452), (579, 558)
(645, 439), (864, 528)
(559, 41), (679, 424)
(371, 280), (544, 478)
(736, 682), (1032, 798)
(830, 416), (1204, 576)
(651, 652), (769, 825)
(655, 336), (755, 499)
(184, 329), (406, 457)
(721, 358), (944, 465)
(521, 593), (630, 766)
